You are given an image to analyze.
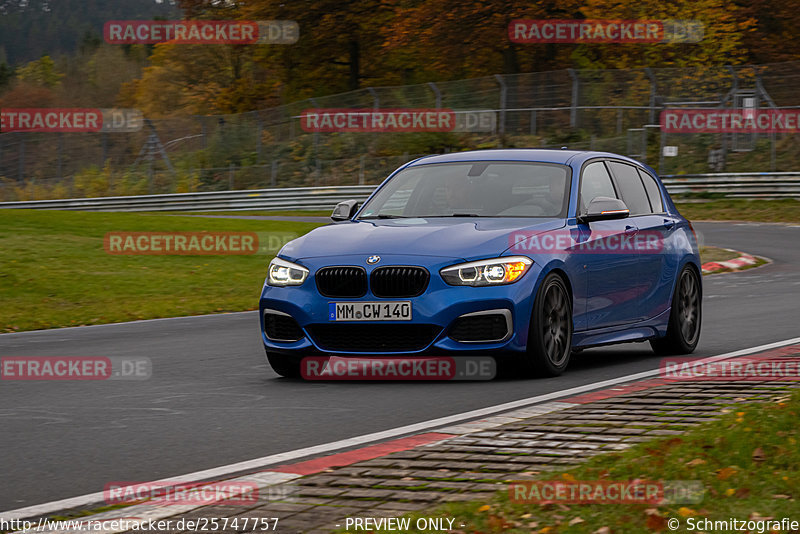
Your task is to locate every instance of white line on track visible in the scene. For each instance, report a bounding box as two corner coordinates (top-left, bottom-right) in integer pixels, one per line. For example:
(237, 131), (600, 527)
(0, 311), (258, 337)
(3, 335), (800, 522)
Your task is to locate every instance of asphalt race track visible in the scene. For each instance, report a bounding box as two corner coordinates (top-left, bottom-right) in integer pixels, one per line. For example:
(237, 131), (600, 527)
(1, 221), (798, 511)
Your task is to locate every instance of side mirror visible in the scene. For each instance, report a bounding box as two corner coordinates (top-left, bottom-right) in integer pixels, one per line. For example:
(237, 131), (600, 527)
(331, 200), (359, 221)
(578, 197), (630, 224)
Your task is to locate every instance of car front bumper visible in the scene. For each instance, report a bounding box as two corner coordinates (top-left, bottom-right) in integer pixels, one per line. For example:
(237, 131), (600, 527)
(259, 254), (542, 357)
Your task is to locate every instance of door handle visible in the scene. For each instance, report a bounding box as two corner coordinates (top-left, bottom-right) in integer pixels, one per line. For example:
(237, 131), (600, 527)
(624, 225), (638, 235)
(663, 219), (675, 230)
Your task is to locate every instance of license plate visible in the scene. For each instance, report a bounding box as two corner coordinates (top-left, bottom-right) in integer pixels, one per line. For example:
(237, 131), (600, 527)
(329, 301), (412, 321)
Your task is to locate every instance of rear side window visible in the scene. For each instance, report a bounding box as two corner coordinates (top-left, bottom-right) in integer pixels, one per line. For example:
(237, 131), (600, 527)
(638, 169), (664, 213)
(608, 161), (651, 216)
(579, 162), (617, 214)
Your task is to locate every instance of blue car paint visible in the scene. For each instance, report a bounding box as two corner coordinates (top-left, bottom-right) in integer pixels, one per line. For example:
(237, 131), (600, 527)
(259, 149), (700, 359)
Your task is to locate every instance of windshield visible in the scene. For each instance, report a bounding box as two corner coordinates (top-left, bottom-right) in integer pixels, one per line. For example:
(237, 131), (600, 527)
(358, 161), (570, 219)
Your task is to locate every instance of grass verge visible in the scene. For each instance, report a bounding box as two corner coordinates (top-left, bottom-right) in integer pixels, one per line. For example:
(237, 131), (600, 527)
(0, 210), (323, 333)
(185, 199), (800, 224)
(179, 210), (330, 217)
(0, 209), (765, 333)
(675, 198), (800, 224)
(698, 246), (740, 264)
(358, 389), (800, 534)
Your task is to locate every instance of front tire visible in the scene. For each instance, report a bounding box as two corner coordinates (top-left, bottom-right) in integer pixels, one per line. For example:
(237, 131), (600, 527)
(651, 265), (702, 355)
(266, 352), (302, 378)
(521, 273), (573, 377)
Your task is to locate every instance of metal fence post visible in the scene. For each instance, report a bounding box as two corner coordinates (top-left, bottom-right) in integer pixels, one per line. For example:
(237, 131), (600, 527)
(494, 74), (507, 144)
(567, 68), (579, 128)
(359, 155), (365, 185)
(271, 160), (278, 187)
(530, 110), (537, 135)
(641, 128), (647, 163)
(256, 116), (263, 163)
(771, 131), (777, 171)
(645, 67), (656, 125)
(229, 163), (235, 190)
(57, 133), (63, 181)
(427, 82), (442, 109)
(310, 98), (321, 185)
(148, 157), (154, 195)
(367, 87), (379, 110)
(101, 132), (108, 167)
(18, 134), (24, 182)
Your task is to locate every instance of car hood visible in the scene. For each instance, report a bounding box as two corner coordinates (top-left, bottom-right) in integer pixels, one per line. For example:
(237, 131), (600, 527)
(280, 218), (565, 261)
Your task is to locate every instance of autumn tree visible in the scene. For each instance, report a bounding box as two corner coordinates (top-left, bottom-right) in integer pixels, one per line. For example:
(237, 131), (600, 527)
(572, 0), (754, 69)
(234, 0), (397, 95)
(122, 41), (283, 116)
(0, 83), (57, 108)
(382, 0), (584, 82)
(735, 0), (800, 63)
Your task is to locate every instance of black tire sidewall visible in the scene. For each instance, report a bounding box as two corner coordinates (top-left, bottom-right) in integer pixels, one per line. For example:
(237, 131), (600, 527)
(527, 273), (573, 376)
(656, 265), (702, 354)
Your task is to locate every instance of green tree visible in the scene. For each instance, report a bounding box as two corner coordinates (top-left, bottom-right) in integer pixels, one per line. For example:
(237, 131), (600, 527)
(16, 55), (64, 88)
(0, 61), (13, 90)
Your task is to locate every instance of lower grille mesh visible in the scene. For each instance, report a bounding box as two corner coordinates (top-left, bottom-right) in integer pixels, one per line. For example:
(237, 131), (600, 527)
(264, 313), (304, 342)
(449, 314), (509, 342)
(308, 324), (440, 352)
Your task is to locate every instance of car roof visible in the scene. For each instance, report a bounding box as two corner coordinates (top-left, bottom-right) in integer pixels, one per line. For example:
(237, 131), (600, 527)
(405, 149), (645, 168)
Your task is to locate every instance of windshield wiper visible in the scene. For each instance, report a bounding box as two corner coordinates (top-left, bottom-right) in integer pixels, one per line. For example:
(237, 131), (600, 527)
(359, 214), (410, 219)
(409, 213), (485, 218)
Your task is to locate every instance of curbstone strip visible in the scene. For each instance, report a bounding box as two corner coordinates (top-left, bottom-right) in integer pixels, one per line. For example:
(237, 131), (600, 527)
(10, 343), (800, 534)
(701, 249), (762, 274)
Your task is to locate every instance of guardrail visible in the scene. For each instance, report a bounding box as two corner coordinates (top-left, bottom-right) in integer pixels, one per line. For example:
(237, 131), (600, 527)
(0, 173), (798, 212)
(661, 172), (800, 198)
(0, 186), (378, 212)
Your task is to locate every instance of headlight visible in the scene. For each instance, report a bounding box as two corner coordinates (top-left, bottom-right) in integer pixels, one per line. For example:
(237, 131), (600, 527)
(440, 256), (533, 286)
(267, 257), (309, 286)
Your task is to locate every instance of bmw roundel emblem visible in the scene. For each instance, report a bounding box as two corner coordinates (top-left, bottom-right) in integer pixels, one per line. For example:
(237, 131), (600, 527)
(367, 255), (381, 264)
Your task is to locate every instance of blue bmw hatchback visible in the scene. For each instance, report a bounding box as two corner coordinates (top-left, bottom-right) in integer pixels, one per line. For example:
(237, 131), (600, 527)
(259, 149), (701, 378)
